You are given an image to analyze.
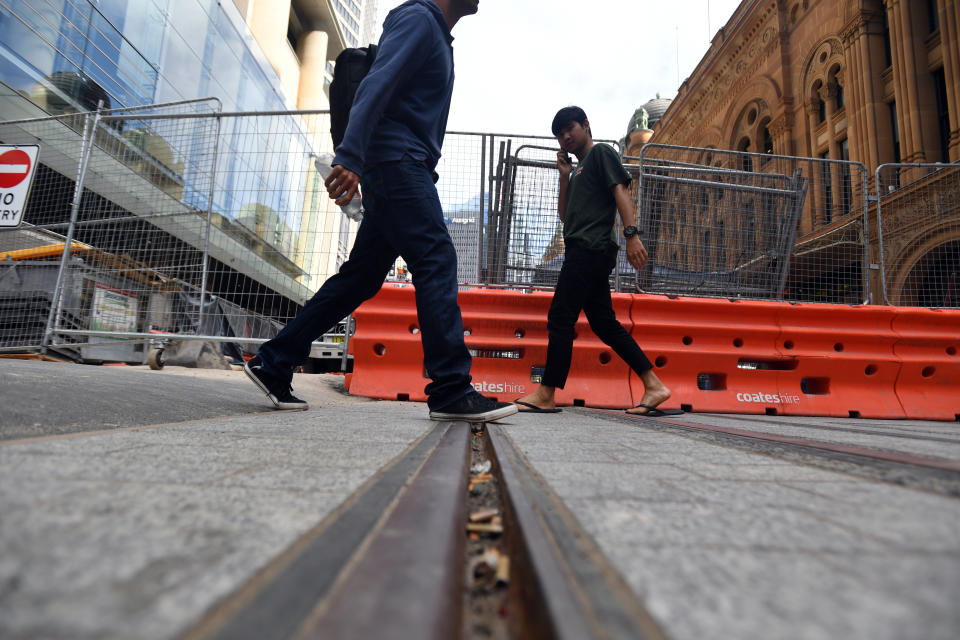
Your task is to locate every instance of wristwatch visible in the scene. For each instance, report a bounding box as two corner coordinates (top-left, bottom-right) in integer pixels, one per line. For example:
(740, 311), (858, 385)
(622, 225), (640, 239)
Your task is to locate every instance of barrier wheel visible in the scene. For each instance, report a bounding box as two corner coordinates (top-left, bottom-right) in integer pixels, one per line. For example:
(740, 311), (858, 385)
(147, 348), (166, 370)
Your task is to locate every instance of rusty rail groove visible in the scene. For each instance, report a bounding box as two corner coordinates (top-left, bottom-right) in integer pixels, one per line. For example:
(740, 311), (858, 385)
(181, 419), (667, 640)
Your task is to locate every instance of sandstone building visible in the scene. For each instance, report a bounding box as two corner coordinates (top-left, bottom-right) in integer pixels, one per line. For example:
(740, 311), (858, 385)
(643, 0), (959, 306)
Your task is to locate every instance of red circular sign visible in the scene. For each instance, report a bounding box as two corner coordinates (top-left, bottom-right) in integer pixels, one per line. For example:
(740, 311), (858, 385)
(0, 149), (32, 189)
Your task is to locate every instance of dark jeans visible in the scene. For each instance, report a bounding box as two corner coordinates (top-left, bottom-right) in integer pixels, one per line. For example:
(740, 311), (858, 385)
(257, 160), (472, 410)
(541, 240), (653, 389)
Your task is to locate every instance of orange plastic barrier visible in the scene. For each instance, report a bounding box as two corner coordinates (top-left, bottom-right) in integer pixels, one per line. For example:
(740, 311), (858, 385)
(891, 308), (960, 421)
(348, 284), (958, 421)
(346, 284), (635, 407)
(629, 297), (905, 418)
(629, 295), (783, 414)
(344, 283), (425, 401)
(772, 304), (904, 418)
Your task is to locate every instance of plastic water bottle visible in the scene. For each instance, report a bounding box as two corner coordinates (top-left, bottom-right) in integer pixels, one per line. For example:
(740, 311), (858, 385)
(315, 152), (363, 221)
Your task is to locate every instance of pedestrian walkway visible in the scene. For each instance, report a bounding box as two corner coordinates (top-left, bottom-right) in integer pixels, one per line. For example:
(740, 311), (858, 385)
(501, 410), (960, 640)
(1, 360), (957, 639)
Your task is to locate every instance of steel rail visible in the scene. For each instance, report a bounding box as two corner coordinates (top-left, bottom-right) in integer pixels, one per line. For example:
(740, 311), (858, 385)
(609, 412), (960, 497)
(178, 417), (669, 640)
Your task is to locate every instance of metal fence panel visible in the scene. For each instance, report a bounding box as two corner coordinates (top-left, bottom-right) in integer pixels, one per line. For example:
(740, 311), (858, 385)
(434, 133), (489, 284)
(1, 99), (221, 357)
(635, 144), (868, 303)
(468, 137), (626, 289)
(0, 102), (360, 362)
(876, 163), (960, 307)
(5, 103), (956, 364)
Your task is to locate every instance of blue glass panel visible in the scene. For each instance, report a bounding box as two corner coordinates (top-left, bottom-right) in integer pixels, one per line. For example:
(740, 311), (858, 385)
(0, 4), (59, 87)
(167, 0), (211, 60)
(213, 6), (245, 60)
(159, 25), (204, 101)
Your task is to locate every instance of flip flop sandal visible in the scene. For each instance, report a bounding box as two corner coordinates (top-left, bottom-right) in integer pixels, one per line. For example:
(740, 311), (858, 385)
(514, 400), (562, 413)
(627, 403), (684, 417)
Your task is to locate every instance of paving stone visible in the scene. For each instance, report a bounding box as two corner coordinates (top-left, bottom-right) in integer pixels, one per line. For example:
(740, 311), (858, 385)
(607, 546), (954, 640)
(0, 403), (433, 640)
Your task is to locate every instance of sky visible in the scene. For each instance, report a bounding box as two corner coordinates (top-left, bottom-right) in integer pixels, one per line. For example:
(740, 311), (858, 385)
(375, 0), (745, 142)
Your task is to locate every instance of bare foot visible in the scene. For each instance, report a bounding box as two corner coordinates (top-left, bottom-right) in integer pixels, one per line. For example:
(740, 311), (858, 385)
(513, 386), (556, 411)
(626, 374), (672, 415)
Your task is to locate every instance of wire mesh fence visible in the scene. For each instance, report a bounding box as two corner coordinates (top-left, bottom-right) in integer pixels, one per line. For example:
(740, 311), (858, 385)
(0, 102), (355, 363)
(632, 144), (869, 302)
(1, 102), (957, 365)
(875, 163), (960, 307)
(1, 99), (216, 357)
(468, 138), (628, 289)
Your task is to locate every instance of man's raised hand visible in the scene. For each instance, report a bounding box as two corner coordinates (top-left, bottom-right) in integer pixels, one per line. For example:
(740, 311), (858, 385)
(556, 150), (573, 178)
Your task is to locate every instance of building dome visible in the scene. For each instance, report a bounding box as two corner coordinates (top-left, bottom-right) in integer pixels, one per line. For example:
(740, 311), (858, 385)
(639, 97), (672, 126)
(621, 95), (673, 157)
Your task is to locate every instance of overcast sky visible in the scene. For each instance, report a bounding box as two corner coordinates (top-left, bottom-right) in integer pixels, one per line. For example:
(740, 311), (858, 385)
(375, 0), (744, 141)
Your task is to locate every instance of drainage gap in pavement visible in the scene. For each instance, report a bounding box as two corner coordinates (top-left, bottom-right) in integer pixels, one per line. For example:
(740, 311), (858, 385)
(462, 424), (511, 639)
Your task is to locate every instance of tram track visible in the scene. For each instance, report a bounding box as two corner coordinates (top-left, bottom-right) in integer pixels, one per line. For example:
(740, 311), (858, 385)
(603, 411), (960, 497)
(179, 420), (665, 640)
(715, 414), (960, 446)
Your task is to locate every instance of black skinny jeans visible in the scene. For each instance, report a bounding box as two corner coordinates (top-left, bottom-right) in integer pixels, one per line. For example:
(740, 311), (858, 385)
(541, 240), (653, 389)
(257, 160), (472, 410)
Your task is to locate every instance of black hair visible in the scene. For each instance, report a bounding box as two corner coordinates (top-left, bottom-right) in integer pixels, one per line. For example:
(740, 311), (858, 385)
(551, 106), (589, 137)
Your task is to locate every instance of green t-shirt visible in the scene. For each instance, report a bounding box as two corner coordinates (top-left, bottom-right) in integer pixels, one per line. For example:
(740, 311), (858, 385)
(563, 143), (632, 251)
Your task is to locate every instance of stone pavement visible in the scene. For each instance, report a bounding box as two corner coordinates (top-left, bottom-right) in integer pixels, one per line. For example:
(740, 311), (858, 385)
(1, 359), (958, 639)
(501, 410), (960, 640)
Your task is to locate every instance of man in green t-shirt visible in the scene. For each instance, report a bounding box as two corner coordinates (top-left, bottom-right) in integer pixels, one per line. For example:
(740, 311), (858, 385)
(513, 106), (680, 417)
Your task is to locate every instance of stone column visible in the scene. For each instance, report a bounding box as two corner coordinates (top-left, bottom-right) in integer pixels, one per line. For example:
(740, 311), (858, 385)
(886, 0), (926, 161)
(768, 111), (792, 157)
(841, 14), (881, 167)
(940, 0), (960, 160)
(825, 80), (842, 160)
(296, 30), (330, 110)
(248, 0), (292, 66)
(805, 99), (819, 158)
(841, 20), (863, 162)
(805, 100), (823, 231)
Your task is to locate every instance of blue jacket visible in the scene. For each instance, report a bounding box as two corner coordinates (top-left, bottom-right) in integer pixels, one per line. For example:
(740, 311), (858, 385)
(333, 0), (454, 175)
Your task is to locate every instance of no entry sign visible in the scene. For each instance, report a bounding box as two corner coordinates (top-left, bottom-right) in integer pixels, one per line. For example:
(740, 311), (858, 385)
(0, 145), (40, 228)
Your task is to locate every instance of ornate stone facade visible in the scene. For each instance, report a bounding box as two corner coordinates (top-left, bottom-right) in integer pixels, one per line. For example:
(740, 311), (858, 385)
(652, 0), (959, 305)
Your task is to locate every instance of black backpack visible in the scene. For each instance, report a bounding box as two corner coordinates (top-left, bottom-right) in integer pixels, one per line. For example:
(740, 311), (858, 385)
(329, 45), (378, 148)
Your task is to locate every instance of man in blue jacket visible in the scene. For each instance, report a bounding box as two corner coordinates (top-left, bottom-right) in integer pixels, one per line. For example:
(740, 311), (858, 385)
(245, 0), (518, 423)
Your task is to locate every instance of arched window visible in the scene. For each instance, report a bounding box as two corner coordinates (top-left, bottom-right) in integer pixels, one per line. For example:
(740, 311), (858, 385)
(730, 99), (770, 167)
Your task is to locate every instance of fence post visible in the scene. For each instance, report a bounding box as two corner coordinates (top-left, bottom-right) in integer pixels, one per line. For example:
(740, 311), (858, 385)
(42, 107), (102, 350)
(197, 112), (223, 334)
(857, 162), (871, 305)
(478, 134), (486, 280)
(874, 165), (890, 305)
(340, 314), (353, 372)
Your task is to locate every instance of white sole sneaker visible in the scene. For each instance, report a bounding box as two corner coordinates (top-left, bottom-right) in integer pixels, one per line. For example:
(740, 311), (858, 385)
(429, 403), (519, 422)
(244, 361), (309, 411)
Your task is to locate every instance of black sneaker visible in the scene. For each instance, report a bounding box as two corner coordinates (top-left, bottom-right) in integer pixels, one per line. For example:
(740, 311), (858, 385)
(244, 356), (308, 411)
(429, 390), (519, 422)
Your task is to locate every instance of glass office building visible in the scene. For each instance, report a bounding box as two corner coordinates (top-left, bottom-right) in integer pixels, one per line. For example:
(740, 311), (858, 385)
(0, 0), (350, 309)
(0, 0), (292, 115)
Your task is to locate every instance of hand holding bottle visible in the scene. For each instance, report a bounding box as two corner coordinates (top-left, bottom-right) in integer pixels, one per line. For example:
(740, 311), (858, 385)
(315, 153), (363, 221)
